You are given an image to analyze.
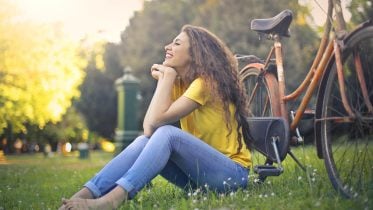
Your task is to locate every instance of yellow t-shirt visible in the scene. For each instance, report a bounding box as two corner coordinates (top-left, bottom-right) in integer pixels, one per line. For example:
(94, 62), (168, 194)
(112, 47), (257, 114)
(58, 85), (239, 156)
(173, 78), (251, 168)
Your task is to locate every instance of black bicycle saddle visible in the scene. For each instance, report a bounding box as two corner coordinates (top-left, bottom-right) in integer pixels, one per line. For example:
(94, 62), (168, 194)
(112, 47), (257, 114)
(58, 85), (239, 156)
(250, 9), (293, 37)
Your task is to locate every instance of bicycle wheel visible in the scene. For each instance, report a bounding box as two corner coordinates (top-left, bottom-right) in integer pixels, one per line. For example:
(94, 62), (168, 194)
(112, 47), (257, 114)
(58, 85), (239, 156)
(240, 64), (281, 182)
(321, 25), (373, 198)
(240, 66), (281, 117)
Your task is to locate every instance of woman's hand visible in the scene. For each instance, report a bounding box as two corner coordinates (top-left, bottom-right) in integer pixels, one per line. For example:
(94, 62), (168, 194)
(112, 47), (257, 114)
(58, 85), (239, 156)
(151, 64), (178, 80)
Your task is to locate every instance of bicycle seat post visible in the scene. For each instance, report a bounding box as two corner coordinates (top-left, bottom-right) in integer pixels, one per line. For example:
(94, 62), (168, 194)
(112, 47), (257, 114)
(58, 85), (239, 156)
(273, 34), (288, 122)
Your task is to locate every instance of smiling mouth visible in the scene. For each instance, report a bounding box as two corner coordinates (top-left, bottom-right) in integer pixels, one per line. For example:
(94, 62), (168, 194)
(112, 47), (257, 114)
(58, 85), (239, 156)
(165, 52), (173, 59)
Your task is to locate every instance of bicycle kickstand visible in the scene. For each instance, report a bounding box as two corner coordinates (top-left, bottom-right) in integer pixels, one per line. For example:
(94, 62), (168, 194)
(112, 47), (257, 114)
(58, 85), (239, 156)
(287, 150), (307, 172)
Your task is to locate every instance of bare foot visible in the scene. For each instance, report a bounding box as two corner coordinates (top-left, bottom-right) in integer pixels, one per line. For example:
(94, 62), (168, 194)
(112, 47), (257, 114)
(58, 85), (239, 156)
(62, 198), (113, 210)
(60, 186), (127, 209)
(58, 188), (93, 209)
(58, 202), (66, 210)
(71, 187), (94, 199)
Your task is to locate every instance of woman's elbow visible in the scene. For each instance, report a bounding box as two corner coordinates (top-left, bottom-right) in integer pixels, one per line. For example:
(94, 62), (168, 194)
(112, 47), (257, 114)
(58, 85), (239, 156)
(143, 122), (155, 137)
(143, 127), (152, 137)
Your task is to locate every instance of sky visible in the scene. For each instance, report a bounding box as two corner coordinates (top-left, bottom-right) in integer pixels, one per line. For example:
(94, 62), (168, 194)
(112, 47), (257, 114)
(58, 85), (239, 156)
(300, 0), (351, 26)
(13, 0), (144, 43)
(12, 0), (351, 43)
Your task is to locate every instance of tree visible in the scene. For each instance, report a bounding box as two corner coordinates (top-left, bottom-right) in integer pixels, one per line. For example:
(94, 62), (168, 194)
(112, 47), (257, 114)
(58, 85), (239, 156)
(24, 107), (88, 152)
(75, 42), (122, 139)
(0, 0), (86, 134)
(348, 0), (372, 25)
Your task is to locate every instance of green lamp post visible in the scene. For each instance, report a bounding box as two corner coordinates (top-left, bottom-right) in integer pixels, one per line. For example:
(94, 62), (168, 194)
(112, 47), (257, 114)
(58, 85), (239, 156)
(115, 67), (141, 153)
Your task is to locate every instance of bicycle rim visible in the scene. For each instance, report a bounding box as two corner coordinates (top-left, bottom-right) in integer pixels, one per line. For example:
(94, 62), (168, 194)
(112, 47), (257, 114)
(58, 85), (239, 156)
(321, 26), (373, 198)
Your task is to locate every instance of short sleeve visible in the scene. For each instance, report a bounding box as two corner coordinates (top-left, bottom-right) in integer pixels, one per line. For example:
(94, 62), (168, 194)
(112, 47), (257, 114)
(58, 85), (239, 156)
(183, 78), (209, 105)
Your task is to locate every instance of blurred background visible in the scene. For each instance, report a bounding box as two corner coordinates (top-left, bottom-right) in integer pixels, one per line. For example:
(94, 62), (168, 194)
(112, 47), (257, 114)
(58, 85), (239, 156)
(0, 0), (371, 156)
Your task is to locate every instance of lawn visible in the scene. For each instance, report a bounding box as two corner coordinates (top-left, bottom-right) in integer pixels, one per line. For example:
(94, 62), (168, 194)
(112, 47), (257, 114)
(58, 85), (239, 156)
(0, 146), (371, 210)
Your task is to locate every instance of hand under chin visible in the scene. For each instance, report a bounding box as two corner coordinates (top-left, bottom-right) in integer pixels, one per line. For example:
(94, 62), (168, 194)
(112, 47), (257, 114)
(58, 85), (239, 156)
(162, 60), (171, 66)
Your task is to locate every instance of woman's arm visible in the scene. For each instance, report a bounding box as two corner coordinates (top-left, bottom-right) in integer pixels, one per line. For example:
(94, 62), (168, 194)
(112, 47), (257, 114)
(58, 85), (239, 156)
(143, 64), (200, 137)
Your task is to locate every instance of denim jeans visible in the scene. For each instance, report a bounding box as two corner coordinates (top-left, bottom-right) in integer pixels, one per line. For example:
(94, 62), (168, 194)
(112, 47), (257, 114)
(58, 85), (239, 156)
(84, 125), (249, 199)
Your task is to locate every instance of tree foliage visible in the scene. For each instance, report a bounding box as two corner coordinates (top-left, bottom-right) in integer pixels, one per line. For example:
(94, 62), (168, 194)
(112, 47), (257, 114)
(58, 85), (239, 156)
(348, 0), (372, 25)
(0, 0), (86, 134)
(24, 107), (88, 151)
(75, 43), (122, 139)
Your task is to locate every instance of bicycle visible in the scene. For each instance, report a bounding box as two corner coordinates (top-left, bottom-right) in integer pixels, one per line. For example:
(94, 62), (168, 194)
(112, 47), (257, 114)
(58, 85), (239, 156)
(236, 1), (373, 198)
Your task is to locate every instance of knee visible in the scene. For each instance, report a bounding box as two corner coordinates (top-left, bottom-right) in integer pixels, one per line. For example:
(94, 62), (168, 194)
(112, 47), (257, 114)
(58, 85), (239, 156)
(153, 125), (178, 137)
(134, 135), (149, 142)
(123, 135), (148, 151)
(150, 125), (181, 145)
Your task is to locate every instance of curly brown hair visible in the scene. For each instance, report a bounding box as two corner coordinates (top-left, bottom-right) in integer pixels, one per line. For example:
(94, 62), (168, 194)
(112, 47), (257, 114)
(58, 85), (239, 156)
(181, 25), (252, 152)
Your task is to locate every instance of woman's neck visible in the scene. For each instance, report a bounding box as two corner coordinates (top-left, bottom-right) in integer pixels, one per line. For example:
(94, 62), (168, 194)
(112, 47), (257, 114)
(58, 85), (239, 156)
(175, 66), (188, 82)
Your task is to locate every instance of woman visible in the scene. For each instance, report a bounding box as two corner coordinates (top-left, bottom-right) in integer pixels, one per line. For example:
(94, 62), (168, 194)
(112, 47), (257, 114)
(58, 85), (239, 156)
(60, 25), (252, 210)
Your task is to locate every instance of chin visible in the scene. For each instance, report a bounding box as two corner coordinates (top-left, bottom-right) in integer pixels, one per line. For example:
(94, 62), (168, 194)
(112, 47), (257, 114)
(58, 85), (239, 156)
(163, 61), (173, 67)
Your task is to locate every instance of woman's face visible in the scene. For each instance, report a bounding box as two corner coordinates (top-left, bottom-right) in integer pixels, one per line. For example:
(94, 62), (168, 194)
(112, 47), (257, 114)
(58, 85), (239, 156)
(163, 32), (191, 74)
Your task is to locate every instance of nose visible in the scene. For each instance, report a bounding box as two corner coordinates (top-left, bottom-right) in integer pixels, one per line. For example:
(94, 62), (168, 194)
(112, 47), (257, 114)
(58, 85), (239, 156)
(164, 43), (171, 51)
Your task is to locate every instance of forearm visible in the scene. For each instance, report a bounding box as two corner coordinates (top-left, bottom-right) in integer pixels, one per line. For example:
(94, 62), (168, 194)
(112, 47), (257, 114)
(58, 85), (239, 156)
(143, 75), (176, 136)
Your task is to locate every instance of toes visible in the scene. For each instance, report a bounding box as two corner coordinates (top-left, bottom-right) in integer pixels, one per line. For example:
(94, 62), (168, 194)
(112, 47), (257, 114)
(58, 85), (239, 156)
(62, 198), (68, 204)
(57, 204), (66, 210)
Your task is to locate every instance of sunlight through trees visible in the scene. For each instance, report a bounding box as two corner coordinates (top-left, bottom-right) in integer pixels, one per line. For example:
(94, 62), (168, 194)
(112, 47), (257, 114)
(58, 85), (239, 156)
(0, 0), (86, 134)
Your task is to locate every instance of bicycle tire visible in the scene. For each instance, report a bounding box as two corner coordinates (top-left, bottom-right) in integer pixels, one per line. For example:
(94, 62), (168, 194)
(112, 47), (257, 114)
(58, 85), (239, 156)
(240, 65), (281, 117)
(321, 25), (373, 198)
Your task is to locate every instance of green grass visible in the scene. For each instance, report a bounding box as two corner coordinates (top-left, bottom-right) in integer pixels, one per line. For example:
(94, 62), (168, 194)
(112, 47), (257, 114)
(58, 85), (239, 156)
(0, 147), (371, 210)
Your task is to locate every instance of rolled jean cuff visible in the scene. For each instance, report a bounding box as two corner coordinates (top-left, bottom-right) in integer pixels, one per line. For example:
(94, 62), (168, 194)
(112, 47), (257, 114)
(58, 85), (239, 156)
(84, 181), (102, 198)
(116, 177), (136, 199)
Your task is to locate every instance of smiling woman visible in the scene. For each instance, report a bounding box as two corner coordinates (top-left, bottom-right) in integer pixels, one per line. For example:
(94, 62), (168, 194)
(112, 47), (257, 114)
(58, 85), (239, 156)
(12, 0), (143, 43)
(59, 24), (253, 210)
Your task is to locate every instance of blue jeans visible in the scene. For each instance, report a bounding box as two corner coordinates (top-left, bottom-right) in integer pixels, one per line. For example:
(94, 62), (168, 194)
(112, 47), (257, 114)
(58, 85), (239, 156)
(84, 125), (249, 199)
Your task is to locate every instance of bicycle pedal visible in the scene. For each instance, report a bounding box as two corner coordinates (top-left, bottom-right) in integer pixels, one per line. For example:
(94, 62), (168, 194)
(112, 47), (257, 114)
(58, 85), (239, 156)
(254, 165), (283, 177)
